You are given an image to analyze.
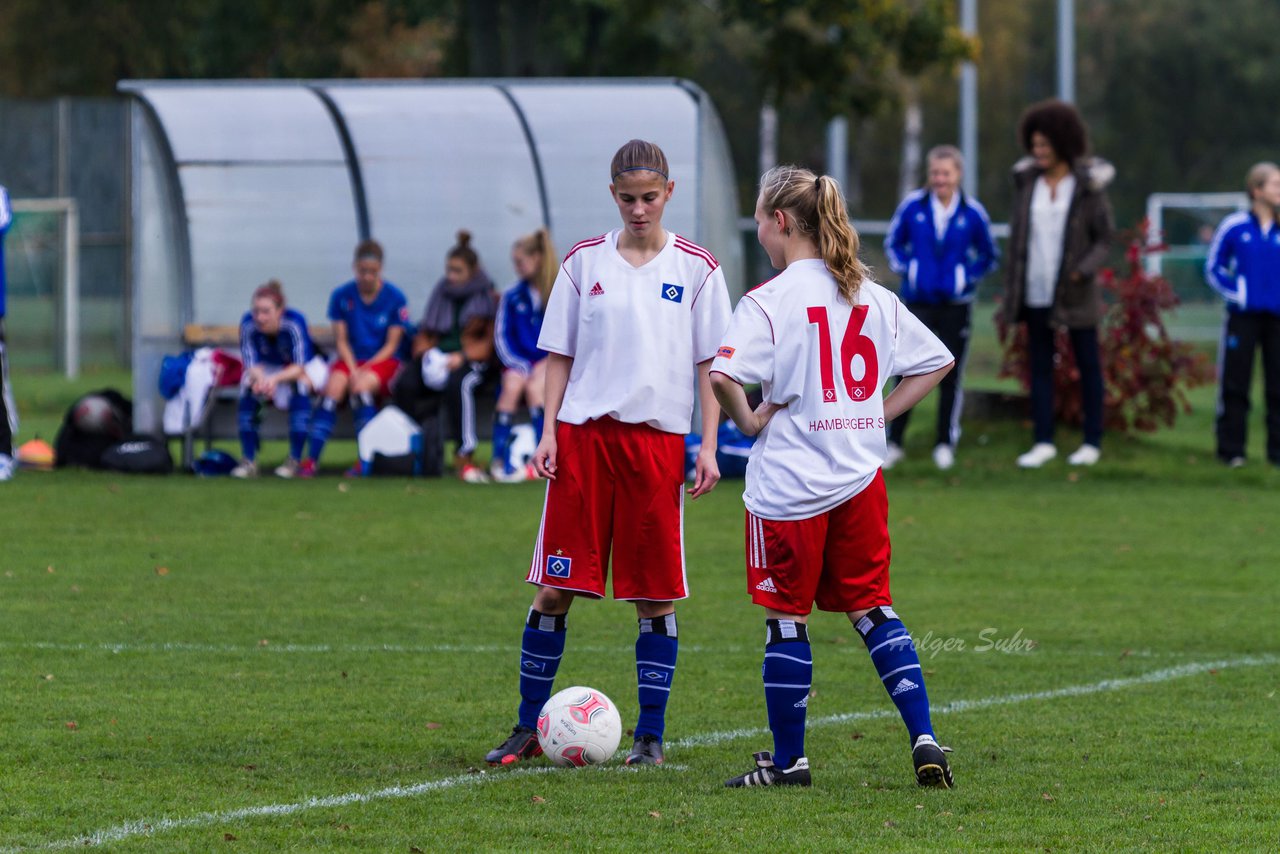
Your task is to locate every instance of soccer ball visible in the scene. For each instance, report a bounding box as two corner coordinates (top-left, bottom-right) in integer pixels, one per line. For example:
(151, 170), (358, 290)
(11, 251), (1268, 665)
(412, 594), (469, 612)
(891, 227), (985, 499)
(73, 394), (124, 437)
(509, 423), (537, 468)
(537, 686), (622, 767)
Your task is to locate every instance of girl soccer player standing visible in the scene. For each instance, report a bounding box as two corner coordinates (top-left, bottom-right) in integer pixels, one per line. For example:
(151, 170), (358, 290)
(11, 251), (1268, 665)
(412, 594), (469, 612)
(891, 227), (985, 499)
(711, 165), (956, 788)
(490, 228), (557, 481)
(485, 140), (731, 768)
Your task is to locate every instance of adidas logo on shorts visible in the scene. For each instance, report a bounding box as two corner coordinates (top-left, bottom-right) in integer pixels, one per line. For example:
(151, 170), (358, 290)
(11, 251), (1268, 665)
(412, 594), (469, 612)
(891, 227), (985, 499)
(755, 577), (778, 593)
(892, 677), (919, 697)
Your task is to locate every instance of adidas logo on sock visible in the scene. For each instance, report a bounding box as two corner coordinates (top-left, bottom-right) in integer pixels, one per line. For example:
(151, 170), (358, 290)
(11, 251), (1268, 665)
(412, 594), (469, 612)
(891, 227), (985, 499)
(755, 577), (777, 593)
(891, 677), (919, 697)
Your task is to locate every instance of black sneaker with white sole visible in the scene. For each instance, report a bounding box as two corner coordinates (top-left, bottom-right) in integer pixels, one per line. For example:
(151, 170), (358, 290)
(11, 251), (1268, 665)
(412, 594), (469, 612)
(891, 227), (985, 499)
(625, 734), (665, 766)
(724, 751), (811, 788)
(485, 725), (542, 766)
(912, 734), (954, 788)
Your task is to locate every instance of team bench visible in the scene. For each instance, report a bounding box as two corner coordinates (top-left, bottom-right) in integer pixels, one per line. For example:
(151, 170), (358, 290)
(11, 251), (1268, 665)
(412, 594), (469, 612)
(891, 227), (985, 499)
(174, 323), (501, 471)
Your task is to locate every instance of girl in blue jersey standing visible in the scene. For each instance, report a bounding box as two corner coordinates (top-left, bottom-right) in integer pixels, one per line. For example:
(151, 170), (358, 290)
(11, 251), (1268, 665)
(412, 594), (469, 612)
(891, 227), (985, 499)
(490, 228), (557, 481)
(230, 281), (323, 479)
(1204, 161), (1280, 466)
(884, 145), (997, 470)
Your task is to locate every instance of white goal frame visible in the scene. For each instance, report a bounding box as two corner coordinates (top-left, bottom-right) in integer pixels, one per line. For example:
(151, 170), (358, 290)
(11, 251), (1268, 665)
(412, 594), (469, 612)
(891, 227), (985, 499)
(11, 197), (80, 378)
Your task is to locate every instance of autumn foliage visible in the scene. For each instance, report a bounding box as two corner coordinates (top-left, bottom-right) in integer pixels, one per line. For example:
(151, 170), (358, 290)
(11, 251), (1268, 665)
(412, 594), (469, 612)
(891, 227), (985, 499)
(997, 220), (1214, 433)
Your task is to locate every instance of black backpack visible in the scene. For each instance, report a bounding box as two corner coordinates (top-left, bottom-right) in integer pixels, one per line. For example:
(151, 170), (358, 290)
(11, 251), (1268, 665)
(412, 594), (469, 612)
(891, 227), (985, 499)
(54, 389), (132, 469)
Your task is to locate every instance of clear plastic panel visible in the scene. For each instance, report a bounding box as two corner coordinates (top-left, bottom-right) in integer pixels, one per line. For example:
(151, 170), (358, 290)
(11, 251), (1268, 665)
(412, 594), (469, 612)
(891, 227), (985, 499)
(324, 84), (544, 304)
(505, 84), (701, 251)
(137, 87), (345, 163)
(180, 165), (359, 325)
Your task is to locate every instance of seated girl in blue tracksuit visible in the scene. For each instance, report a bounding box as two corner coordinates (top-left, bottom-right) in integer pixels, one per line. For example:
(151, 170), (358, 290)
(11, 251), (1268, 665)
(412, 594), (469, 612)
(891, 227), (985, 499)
(884, 145), (998, 470)
(233, 280), (323, 478)
(490, 228), (557, 480)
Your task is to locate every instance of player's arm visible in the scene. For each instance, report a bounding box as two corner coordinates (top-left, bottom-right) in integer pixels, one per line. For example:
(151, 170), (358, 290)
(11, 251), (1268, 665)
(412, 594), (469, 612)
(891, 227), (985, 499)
(710, 371), (782, 438)
(366, 323), (404, 365)
(333, 320), (357, 370)
(533, 352), (572, 479)
(688, 360), (722, 498)
(883, 362), (954, 423)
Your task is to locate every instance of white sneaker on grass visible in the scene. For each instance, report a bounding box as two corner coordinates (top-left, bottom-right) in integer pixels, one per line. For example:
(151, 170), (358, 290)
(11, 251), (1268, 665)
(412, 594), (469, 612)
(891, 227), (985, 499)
(1067, 444), (1101, 466)
(883, 443), (905, 470)
(230, 459), (258, 478)
(0, 454), (15, 481)
(932, 444), (955, 471)
(1016, 443), (1057, 468)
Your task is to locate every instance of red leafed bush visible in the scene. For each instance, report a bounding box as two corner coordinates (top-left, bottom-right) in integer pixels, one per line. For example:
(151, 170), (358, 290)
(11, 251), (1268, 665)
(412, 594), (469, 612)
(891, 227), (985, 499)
(996, 220), (1215, 433)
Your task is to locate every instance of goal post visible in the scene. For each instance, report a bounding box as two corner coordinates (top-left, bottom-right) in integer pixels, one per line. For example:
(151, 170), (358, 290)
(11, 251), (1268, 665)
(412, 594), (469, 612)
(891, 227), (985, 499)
(8, 198), (80, 378)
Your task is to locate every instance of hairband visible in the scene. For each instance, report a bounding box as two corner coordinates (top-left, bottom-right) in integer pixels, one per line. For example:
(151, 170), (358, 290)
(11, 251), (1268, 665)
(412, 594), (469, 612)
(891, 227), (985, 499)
(613, 166), (669, 181)
(814, 177), (822, 192)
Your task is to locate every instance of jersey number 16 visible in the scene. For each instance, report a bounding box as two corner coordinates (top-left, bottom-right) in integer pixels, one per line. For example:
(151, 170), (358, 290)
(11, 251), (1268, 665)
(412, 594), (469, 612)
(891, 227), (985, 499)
(806, 305), (879, 403)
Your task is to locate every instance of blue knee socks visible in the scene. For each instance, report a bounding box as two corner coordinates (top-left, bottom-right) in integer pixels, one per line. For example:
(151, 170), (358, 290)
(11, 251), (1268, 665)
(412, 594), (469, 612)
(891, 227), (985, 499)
(635, 613), (678, 741)
(307, 398), (338, 462)
(492, 411), (514, 473)
(287, 388), (310, 460)
(855, 606), (934, 744)
(237, 392), (260, 461)
(517, 608), (567, 730)
(354, 392), (377, 435)
(763, 619), (812, 768)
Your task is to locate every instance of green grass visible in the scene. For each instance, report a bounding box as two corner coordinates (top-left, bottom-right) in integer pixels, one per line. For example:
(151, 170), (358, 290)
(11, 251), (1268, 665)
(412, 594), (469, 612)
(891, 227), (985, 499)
(1, 336), (1278, 851)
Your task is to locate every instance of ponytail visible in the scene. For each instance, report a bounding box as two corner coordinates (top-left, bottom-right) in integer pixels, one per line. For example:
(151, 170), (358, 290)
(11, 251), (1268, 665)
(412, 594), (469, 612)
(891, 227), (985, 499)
(759, 166), (868, 303)
(252, 279), (286, 308)
(515, 227), (559, 302)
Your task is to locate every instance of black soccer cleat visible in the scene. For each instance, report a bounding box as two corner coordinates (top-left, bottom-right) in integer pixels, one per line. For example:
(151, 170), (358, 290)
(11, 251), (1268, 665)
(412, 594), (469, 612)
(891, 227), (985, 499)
(724, 751), (812, 788)
(485, 726), (542, 766)
(912, 734), (954, 788)
(624, 734), (665, 766)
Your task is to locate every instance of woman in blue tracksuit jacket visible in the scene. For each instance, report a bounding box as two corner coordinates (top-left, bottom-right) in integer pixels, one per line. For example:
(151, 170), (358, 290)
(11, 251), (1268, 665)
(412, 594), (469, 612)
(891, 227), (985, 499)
(884, 145), (998, 470)
(1204, 161), (1280, 466)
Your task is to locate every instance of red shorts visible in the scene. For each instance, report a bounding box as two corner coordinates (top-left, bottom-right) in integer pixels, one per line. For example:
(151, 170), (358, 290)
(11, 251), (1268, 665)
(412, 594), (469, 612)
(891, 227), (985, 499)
(330, 357), (400, 396)
(745, 471), (892, 615)
(526, 417), (687, 601)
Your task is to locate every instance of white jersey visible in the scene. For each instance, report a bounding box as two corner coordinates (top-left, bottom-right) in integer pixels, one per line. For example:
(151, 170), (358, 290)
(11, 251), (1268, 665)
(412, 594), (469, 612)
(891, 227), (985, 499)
(538, 229), (732, 434)
(711, 258), (952, 520)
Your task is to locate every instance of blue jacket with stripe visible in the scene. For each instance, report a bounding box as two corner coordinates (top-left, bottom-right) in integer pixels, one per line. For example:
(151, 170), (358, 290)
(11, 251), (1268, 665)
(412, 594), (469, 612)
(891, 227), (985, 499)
(1204, 211), (1280, 315)
(884, 189), (998, 305)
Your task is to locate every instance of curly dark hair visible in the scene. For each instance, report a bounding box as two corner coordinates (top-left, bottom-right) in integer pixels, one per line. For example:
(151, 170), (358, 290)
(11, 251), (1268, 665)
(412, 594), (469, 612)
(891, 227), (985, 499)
(1018, 99), (1089, 165)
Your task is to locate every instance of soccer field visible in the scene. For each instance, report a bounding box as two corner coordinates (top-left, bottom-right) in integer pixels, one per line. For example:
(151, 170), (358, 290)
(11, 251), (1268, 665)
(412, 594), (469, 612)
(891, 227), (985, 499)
(1, 370), (1278, 850)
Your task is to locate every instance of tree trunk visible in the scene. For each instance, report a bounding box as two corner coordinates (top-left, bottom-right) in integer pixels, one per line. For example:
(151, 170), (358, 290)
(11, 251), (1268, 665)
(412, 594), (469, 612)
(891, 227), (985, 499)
(759, 96), (778, 178)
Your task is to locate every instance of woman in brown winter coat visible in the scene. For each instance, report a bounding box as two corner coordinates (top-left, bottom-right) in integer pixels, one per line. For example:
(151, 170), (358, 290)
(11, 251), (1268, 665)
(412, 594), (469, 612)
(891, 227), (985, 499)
(1002, 99), (1114, 468)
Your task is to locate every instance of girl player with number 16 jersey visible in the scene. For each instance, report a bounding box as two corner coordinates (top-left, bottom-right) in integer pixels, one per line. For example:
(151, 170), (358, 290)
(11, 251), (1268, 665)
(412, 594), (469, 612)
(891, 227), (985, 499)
(711, 165), (956, 789)
(484, 140), (732, 769)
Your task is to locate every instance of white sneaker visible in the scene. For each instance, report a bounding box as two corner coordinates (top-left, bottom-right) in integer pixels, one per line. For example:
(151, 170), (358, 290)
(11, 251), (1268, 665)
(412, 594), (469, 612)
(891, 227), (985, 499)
(883, 443), (905, 470)
(1016, 443), (1057, 468)
(1067, 444), (1101, 466)
(0, 454), (15, 481)
(230, 459), (258, 478)
(932, 444), (955, 471)
(274, 458), (300, 479)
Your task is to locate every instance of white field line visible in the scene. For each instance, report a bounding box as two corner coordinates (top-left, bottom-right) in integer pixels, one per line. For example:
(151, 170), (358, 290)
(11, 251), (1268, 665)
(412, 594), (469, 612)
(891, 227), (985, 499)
(4, 653), (1275, 852)
(0, 640), (1215, 658)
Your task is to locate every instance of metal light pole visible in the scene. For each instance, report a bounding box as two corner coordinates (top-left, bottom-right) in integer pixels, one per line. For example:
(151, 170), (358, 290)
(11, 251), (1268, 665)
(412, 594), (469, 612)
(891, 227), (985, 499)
(958, 0), (978, 197)
(1057, 0), (1075, 102)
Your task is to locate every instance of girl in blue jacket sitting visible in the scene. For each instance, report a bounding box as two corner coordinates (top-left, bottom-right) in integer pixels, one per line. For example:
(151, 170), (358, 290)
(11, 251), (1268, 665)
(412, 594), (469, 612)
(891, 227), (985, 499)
(884, 145), (998, 470)
(491, 228), (557, 480)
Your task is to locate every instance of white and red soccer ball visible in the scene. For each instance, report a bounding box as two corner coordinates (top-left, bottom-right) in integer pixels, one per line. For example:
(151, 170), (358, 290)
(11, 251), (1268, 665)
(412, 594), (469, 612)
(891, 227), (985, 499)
(536, 686), (622, 766)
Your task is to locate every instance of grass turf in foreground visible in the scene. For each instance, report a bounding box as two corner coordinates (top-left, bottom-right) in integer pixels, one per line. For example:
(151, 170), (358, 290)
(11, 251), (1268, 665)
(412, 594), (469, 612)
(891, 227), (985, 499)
(0, 367), (1277, 851)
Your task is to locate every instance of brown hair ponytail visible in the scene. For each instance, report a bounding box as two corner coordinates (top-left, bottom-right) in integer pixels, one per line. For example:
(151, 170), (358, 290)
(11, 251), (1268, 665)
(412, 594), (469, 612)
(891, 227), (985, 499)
(252, 279), (285, 308)
(759, 166), (868, 303)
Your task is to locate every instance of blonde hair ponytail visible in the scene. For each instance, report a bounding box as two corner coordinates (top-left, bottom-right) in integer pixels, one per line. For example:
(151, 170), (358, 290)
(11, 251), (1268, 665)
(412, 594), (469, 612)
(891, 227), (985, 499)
(759, 166), (868, 303)
(515, 227), (559, 302)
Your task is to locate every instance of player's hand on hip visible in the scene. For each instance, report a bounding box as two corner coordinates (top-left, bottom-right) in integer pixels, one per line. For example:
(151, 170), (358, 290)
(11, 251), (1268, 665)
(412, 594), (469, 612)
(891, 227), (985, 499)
(747, 400), (786, 436)
(533, 433), (558, 480)
(688, 447), (720, 498)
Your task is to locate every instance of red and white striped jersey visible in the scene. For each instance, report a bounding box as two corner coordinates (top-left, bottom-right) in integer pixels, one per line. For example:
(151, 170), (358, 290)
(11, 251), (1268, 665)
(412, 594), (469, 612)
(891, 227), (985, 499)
(711, 258), (952, 520)
(539, 229), (731, 434)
